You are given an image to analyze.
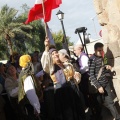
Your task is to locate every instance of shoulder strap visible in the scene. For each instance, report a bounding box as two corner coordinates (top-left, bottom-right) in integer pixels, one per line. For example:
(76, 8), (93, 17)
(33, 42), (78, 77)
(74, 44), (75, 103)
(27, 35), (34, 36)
(97, 60), (104, 80)
(89, 55), (104, 80)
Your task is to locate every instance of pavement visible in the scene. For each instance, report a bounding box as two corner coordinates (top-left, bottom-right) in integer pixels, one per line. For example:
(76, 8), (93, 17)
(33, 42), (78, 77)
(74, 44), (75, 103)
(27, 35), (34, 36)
(86, 107), (113, 120)
(85, 101), (120, 120)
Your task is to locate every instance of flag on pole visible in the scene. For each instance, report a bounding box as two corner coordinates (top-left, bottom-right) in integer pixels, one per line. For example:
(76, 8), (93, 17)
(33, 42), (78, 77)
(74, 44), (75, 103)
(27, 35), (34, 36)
(46, 24), (55, 45)
(25, 0), (62, 24)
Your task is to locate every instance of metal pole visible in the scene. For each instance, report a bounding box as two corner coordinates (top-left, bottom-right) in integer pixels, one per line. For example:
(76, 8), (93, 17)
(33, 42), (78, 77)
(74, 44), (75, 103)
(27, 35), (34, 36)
(77, 32), (85, 53)
(60, 20), (68, 49)
(41, 0), (48, 37)
(83, 32), (89, 56)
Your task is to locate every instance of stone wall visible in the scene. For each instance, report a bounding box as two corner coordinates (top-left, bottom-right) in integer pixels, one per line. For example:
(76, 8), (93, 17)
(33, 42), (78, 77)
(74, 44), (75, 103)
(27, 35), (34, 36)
(93, 0), (120, 102)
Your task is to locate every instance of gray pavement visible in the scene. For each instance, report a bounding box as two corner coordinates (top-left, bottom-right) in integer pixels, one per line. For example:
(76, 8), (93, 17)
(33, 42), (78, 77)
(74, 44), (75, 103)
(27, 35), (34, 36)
(86, 102), (120, 120)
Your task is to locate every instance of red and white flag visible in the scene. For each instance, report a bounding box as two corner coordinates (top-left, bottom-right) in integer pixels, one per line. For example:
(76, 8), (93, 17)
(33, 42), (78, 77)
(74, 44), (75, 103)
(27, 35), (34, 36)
(25, 0), (62, 24)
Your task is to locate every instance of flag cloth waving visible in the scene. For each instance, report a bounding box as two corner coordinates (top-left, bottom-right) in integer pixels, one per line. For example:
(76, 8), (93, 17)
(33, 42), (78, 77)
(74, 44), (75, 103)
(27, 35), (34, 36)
(46, 24), (55, 45)
(25, 0), (62, 24)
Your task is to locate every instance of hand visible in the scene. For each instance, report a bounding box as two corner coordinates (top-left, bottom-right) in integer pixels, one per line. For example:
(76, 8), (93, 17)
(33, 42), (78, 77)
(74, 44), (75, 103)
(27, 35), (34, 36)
(74, 72), (81, 79)
(105, 65), (112, 70)
(34, 109), (40, 117)
(74, 72), (81, 84)
(98, 87), (104, 94)
(44, 37), (50, 47)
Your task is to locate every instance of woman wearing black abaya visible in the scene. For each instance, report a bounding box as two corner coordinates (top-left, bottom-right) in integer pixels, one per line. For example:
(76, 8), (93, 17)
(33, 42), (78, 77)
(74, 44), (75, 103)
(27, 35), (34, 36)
(41, 38), (86, 120)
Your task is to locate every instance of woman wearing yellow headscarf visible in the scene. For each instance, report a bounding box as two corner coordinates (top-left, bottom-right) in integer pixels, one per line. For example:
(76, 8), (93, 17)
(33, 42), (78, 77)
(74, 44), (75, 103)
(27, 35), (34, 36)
(18, 55), (41, 120)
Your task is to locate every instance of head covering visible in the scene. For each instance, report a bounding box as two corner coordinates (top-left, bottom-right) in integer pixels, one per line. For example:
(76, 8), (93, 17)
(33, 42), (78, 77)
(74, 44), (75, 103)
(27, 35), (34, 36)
(19, 55), (31, 68)
(49, 48), (57, 54)
(58, 49), (70, 58)
(0, 62), (3, 67)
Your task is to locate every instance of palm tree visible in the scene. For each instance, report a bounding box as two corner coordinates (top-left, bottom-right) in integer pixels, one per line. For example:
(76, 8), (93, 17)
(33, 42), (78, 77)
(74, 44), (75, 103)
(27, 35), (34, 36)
(0, 4), (33, 56)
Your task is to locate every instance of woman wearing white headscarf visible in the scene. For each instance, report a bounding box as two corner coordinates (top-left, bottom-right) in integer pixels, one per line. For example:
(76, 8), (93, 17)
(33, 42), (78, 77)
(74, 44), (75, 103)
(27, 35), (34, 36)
(41, 38), (86, 120)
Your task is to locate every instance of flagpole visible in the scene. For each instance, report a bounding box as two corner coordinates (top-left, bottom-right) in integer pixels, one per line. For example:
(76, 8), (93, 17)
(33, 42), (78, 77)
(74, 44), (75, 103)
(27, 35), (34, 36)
(41, 0), (48, 37)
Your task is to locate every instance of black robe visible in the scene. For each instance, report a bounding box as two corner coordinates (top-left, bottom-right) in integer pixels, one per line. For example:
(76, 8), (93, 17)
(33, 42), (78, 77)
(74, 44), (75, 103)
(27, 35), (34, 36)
(43, 65), (86, 120)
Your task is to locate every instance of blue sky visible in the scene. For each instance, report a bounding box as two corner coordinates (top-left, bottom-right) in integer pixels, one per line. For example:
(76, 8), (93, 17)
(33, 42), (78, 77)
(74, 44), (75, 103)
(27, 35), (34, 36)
(0, 0), (101, 43)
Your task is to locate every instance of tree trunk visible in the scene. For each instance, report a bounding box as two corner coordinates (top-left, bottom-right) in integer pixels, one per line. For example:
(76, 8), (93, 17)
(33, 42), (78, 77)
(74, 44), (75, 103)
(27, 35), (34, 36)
(5, 34), (13, 56)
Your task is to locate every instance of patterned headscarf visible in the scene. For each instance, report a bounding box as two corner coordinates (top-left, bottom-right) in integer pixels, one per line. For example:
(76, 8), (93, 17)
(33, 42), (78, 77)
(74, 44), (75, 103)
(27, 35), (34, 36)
(19, 55), (34, 75)
(49, 48), (57, 54)
(19, 55), (31, 68)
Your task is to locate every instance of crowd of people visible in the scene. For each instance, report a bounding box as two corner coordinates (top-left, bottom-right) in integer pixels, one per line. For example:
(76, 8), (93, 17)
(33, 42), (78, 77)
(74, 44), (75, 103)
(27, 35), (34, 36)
(0, 38), (120, 120)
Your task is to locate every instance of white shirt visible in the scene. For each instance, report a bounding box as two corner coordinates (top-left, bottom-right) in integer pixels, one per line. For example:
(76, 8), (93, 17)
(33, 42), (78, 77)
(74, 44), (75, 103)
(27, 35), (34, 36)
(79, 55), (89, 74)
(24, 76), (40, 114)
(10, 87), (19, 97)
(5, 78), (19, 98)
(41, 51), (54, 75)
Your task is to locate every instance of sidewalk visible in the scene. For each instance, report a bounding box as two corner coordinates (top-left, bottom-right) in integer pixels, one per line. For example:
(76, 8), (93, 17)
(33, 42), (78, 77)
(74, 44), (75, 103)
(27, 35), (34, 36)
(86, 103), (120, 120)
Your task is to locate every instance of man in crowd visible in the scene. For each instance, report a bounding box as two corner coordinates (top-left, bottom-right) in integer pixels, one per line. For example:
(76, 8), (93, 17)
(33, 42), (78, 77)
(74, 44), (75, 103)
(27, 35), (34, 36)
(89, 42), (120, 120)
(74, 44), (90, 108)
